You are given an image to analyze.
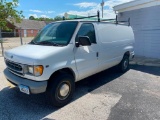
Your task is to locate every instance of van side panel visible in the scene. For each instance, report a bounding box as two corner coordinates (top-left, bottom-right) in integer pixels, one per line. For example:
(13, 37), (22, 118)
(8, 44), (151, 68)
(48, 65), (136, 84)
(95, 23), (134, 72)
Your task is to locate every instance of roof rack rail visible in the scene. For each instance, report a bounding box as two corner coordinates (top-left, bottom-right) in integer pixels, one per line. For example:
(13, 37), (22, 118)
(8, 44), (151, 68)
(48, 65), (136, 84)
(63, 11), (130, 26)
(74, 15), (97, 19)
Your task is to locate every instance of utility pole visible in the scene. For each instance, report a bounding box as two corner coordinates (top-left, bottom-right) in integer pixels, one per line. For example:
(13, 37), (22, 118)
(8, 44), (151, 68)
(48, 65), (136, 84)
(101, 0), (105, 18)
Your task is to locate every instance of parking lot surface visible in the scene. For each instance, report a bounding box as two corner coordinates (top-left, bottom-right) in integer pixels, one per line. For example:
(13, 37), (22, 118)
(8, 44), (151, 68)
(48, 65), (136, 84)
(0, 56), (160, 120)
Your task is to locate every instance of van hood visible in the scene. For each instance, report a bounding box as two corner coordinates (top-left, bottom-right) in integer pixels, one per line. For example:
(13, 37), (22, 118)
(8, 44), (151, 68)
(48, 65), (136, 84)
(4, 44), (66, 65)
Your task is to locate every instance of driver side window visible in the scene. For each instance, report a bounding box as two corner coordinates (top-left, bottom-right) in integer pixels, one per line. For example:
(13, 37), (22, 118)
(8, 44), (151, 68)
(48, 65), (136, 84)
(76, 23), (96, 44)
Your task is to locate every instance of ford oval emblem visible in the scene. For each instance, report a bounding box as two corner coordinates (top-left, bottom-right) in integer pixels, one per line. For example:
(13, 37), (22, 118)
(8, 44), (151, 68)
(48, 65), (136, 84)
(11, 55), (13, 59)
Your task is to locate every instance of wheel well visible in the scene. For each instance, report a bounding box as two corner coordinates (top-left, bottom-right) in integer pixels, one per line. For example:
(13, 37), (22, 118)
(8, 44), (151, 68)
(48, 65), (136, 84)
(49, 68), (75, 82)
(124, 51), (130, 57)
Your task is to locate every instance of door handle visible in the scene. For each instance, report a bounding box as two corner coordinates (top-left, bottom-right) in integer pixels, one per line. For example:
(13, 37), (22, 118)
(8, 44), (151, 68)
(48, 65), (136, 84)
(96, 52), (99, 57)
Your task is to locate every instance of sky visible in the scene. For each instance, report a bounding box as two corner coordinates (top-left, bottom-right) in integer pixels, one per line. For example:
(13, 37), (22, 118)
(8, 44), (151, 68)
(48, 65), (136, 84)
(14, 0), (133, 19)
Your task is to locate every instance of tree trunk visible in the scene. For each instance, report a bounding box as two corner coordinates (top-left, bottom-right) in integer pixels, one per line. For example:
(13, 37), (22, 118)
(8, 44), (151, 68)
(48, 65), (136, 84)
(0, 29), (4, 56)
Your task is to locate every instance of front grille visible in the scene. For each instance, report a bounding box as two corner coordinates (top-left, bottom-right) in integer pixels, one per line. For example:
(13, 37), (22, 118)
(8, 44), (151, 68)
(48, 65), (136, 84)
(6, 60), (22, 71)
(5, 60), (23, 75)
(8, 68), (24, 76)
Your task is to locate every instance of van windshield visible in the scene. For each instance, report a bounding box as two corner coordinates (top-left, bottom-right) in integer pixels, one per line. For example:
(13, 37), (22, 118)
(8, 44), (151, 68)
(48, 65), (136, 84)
(31, 22), (78, 46)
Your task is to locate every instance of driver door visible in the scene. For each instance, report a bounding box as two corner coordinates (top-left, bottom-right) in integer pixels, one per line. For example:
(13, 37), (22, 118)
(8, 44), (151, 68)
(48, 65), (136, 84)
(74, 23), (99, 80)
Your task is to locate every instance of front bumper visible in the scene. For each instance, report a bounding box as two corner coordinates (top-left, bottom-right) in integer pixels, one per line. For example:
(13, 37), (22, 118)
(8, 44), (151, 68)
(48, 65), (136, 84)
(3, 68), (48, 94)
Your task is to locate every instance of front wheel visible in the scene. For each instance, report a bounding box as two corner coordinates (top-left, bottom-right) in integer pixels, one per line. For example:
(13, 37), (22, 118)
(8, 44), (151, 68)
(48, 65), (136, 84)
(118, 55), (129, 73)
(47, 74), (75, 107)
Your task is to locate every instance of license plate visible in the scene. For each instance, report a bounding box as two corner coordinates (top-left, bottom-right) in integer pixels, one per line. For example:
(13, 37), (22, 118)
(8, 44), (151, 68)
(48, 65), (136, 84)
(19, 85), (30, 95)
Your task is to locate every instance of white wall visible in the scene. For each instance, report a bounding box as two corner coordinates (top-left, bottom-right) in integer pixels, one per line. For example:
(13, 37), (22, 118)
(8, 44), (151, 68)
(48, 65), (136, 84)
(117, 5), (160, 58)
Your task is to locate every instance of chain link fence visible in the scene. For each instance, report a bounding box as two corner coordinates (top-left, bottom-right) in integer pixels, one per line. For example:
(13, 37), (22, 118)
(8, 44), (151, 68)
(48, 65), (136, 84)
(0, 31), (35, 57)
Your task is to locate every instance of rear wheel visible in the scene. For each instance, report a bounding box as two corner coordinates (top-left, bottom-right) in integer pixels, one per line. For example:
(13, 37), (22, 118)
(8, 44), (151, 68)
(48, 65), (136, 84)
(47, 73), (75, 107)
(118, 55), (129, 73)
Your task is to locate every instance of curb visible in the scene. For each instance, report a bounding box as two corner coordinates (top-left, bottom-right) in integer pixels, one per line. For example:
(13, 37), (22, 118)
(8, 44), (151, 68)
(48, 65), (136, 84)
(130, 61), (160, 67)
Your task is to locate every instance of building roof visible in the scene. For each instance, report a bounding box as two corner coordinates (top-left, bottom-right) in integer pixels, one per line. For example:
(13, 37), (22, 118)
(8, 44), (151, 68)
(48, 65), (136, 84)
(44, 21), (54, 25)
(64, 13), (106, 20)
(11, 19), (46, 29)
(113, 0), (160, 12)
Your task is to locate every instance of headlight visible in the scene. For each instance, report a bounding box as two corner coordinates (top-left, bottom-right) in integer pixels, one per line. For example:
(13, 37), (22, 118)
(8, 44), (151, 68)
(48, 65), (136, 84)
(24, 65), (43, 77)
(28, 66), (34, 74)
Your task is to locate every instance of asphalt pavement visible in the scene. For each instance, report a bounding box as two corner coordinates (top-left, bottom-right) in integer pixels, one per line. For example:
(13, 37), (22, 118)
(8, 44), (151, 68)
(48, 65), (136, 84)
(0, 57), (160, 120)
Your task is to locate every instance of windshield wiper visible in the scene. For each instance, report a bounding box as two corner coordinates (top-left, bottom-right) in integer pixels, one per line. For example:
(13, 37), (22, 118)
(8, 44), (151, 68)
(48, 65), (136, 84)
(37, 41), (62, 46)
(29, 40), (37, 44)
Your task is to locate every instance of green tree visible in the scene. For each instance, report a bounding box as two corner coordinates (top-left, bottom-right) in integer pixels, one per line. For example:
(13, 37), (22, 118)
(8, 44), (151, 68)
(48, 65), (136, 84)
(29, 16), (35, 20)
(54, 16), (63, 21)
(0, 0), (23, 38)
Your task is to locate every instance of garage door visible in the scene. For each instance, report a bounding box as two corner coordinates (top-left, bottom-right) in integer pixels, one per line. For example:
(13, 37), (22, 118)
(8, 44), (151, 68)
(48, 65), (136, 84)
(120, 6), (160, 59)
(133, 30), (160, 58)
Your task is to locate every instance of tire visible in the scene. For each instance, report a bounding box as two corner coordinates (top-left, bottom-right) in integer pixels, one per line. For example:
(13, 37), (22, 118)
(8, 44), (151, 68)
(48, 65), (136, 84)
(118, 55), (129, 73)
(46, 73), (75, 107)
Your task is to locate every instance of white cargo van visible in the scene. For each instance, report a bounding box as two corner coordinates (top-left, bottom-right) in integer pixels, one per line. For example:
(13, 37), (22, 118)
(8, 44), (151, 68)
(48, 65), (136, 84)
(3, 18), (134, 106)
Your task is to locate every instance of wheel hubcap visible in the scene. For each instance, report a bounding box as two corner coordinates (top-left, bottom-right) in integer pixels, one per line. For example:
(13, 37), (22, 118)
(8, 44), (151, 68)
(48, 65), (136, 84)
(123, 59), (128, 69)
(59, 83), (70, 97)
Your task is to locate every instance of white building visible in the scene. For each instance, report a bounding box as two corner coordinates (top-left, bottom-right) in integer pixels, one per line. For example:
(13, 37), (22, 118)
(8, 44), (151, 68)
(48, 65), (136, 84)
(114, 0), (160, 59)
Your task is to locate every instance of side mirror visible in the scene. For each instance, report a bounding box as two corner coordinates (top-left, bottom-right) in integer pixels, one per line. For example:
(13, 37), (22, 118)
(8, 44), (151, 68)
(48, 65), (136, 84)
(76, 36), (91, 47)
